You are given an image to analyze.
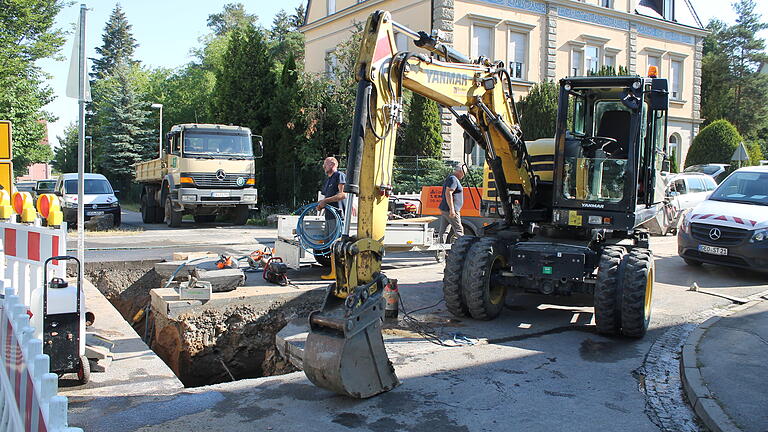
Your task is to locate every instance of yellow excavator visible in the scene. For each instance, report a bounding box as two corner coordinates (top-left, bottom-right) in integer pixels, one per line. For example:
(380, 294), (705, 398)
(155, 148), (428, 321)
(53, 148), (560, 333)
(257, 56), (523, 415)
(303, 10), (669, 398)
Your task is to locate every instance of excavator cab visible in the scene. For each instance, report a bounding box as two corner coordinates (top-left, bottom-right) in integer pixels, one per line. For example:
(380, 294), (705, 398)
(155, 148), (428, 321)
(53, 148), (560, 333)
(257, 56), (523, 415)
(552, 76), (669, 232)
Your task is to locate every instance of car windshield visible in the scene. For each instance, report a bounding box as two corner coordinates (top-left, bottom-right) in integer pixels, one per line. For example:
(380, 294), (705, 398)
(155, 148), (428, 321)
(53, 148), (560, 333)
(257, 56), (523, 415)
(64, 179), (113, 195)
(183, 131), (252, 158)
(685, 165), (722, 175)
(36, 181), (55, 192)
(709, 171), (768, 206)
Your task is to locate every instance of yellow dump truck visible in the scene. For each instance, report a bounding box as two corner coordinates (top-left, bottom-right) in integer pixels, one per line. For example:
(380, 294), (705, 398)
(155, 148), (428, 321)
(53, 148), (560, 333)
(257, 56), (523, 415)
(134, 123), (263, 227)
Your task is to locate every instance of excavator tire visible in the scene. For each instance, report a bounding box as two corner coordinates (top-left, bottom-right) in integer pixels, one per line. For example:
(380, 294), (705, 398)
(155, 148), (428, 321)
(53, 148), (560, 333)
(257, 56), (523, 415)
(442, 235), (478, 317)
(620, 248), (654, 338)
(593, 246), (626, 335)
(462, 237), (507, 321)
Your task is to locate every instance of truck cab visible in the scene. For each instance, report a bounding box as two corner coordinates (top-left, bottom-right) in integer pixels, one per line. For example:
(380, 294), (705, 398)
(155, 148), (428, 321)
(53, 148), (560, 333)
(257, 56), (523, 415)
(135, 124), (263, 227)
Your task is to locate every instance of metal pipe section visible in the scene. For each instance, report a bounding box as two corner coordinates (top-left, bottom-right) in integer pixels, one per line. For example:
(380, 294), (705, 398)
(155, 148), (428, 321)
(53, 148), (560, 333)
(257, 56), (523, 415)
(343, 79), (372, 235)
(391, 20), (472, 64)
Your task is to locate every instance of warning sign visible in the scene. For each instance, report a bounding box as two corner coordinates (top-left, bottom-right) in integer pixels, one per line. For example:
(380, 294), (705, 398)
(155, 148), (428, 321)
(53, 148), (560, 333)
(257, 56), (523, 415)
(0, 121), (11, 160)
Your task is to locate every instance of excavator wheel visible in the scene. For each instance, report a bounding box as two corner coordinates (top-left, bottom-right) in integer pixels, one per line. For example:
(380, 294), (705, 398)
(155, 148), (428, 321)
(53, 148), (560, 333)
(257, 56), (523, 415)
(620, 248), (654, 338)
(442, 236), (478, 317)
(593, 246), (626, 335)
(461, 237), (508, 321)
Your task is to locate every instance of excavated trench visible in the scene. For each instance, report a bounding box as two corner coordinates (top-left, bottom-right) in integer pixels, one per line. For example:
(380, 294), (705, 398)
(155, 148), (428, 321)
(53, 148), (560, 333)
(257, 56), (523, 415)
(79, 260), (322, 387)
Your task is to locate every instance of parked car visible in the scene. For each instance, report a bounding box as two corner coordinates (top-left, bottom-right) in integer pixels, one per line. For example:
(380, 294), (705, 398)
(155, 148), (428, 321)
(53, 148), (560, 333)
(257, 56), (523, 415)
(55, 173), (121, 227)
(33, 179), (56, 201)
(683, 163), (730, 183)
(678, 166), (768, 272)
(666, 172), (718, 211)
(14, 181), (36, 195)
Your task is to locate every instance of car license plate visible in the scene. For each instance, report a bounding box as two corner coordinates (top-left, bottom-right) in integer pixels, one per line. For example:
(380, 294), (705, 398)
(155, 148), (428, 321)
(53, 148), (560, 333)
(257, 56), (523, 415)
(698, 244), (728, 256)
(212, 192), (229, 198)
(86, 211), (105, 216)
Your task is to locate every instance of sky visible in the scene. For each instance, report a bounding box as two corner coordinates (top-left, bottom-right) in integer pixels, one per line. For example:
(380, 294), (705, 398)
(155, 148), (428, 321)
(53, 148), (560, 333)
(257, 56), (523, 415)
(40, 0), (305, 147)
(40, 0), (767, 148)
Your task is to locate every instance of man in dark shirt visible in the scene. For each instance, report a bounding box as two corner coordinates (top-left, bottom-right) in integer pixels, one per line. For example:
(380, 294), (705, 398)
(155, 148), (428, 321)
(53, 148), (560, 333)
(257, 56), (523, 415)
(438, 166), (465, 243)
(317, 157), (346, 279)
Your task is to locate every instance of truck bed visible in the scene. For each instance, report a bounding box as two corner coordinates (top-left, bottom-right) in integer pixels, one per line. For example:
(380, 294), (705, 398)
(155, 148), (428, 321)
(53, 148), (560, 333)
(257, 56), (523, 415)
(135, 159), (164, 183)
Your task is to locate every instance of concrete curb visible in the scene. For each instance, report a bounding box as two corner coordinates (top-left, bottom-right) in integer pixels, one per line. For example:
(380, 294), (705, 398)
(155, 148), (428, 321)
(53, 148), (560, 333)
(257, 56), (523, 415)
(680, 301), (764, 432)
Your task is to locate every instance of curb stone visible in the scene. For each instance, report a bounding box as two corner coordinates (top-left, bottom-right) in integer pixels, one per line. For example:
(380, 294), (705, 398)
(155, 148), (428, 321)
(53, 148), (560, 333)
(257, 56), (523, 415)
(680, 301), (763, 432)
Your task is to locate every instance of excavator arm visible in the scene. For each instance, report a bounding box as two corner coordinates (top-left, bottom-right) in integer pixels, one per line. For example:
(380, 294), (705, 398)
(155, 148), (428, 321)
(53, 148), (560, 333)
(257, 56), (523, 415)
(303, 10), (538, 398)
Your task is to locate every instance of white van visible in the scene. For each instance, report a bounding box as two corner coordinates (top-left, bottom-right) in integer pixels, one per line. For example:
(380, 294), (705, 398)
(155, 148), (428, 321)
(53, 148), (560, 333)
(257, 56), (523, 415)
(55, 173), (121, 227)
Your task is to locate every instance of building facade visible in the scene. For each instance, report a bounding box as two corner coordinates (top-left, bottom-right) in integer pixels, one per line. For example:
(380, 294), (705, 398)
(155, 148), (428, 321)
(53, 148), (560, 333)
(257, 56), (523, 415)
(302, 0), (706, 167)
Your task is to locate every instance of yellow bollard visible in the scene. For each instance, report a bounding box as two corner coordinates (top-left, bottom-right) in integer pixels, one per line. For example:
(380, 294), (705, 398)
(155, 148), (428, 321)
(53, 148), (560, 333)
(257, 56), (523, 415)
(0, 189), (11, 220)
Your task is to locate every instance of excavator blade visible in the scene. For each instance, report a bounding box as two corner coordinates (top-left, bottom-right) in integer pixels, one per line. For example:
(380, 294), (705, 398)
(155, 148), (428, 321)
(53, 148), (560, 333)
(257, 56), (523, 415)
(303, 287), (399, 398)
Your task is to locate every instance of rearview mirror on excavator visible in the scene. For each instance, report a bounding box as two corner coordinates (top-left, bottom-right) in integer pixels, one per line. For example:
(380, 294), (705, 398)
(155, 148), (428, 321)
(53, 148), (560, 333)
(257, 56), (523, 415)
(463, 131), (476, 155)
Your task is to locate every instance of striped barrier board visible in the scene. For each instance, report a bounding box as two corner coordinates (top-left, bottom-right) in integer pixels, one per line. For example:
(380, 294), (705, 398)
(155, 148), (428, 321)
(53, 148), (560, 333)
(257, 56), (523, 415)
(0, 288), (82, 432)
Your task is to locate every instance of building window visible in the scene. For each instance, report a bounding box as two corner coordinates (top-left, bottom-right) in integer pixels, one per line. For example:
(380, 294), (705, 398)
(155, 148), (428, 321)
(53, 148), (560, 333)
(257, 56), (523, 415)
(670, 59), (683, 99)
(601, 0), (613, 7)
(327, 0), (335, 15)
(325, 51), (338, 80)
(648, 55), (661, 75)
(508, 31), (527, 79)
(605, 55), (616, 69)
(471, 24), (493, 59)
(668, 133), (680, 170)
(571, 49), (583, 76)
(663, 0), (674, 21)
(395, 32), (408, 52)
(585, 45), (600, 74)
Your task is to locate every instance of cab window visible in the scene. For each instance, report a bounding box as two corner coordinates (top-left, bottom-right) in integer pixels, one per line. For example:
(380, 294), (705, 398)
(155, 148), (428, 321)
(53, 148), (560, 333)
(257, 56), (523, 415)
(687, 177), (706, 193)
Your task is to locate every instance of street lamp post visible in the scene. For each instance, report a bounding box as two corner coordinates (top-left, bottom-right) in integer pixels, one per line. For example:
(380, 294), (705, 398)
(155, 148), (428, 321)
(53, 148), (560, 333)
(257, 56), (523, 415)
(85, 135), (93, 172)
(151, 103), (163, 158)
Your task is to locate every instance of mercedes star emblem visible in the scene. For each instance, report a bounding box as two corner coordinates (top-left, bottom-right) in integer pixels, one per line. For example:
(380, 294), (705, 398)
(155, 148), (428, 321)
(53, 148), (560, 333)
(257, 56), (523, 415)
(709, 228), (722, 241)
(215, 169), (226, 181)
(92, 204), (98, 209)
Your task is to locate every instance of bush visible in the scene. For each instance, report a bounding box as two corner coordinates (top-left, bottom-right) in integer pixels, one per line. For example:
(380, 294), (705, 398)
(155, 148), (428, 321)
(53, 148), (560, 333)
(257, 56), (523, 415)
(685, 119), (743, 168)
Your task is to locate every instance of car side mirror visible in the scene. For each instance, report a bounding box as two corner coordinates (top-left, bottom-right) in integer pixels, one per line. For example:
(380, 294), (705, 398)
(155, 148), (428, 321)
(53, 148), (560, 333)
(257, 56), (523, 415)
(113, 190), (121, 197)
(668, 191), (679, 197)
(463, 132), (476, 155)
(252, 135), (264, 159)
(54, 190), (62, 196)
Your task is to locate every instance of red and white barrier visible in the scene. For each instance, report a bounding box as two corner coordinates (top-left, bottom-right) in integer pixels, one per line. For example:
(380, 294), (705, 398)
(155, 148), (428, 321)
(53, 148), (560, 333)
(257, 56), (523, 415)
(0, 287), (82, 432)
(0, 221), (66, 312)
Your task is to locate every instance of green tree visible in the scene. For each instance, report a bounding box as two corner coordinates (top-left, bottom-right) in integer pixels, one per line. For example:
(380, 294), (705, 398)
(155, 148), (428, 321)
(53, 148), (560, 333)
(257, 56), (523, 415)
(92, 62), (154, 191)
(207, 3), (257, 36)
(517, 81), (558, 141)
(51, 123), (78, 173)
(746, 141), (764, 166)
(0, 0), (65, 175)
(90, 4), (138, 80)
(400, 94), (443, 157)
(701, 1), (768, 138)
(269, 7), (306, 69)
(213, 24), (275, 134)
(685, 119), (743, 167)
(587, 65), (630, 76)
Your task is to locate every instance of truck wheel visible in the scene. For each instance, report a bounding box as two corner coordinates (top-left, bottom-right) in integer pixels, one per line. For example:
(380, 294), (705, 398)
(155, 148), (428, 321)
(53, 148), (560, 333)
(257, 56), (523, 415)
(593, 246), (625, 336)
(164, 197), (183, 228)
(620, 249), (654, 338)
(231, 205), (249, 225)
(140, 194), (152, 223)
(194, 214), (216, 223)
(442, 236), (478, 317)
(462, 237), (507, 320)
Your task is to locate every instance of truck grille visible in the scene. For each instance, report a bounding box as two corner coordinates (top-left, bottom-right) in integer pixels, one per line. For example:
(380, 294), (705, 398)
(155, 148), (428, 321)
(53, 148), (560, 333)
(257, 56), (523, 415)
(189, 172), (251, 188)
(691, 223), (749, 246)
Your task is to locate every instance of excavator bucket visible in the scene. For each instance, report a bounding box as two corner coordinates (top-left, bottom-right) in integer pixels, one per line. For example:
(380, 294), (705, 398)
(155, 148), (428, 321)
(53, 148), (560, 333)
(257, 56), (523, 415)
(303, 283), (399, 398)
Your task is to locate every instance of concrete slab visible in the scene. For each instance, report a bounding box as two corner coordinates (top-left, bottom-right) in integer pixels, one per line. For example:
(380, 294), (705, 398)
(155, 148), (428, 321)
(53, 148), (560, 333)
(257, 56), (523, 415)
(192, 267), (244, 292)
(59, 279), (183, 399)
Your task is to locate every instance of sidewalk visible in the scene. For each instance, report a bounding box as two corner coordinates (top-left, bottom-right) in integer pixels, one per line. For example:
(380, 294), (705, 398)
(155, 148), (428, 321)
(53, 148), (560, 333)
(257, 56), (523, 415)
(681, 300), (768, 432)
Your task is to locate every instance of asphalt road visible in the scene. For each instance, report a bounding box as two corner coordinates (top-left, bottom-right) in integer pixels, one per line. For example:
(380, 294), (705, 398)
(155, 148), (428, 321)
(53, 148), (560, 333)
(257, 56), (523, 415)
(67, 213), (768, 432)
(66, 210), (277, 262)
